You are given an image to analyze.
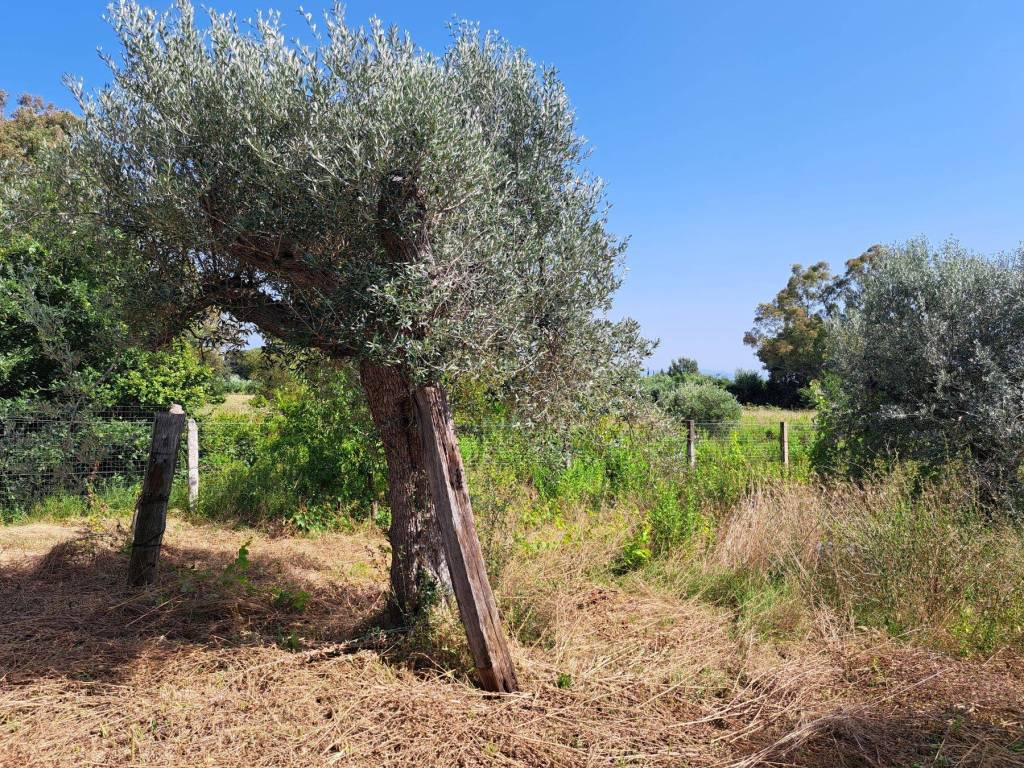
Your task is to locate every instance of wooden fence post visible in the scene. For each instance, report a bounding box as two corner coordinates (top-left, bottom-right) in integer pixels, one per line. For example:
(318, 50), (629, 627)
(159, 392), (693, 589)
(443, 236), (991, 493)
(127, 404), (186, 586)
(687, 420), (697, 468)
(780, 420), (789, 468)
(413, 385), (519, 693)
(187, 417), (199, 514)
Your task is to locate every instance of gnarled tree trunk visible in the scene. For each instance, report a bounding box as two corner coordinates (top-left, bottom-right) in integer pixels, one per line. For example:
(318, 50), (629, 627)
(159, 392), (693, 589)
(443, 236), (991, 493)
(359, 360), (451, 618)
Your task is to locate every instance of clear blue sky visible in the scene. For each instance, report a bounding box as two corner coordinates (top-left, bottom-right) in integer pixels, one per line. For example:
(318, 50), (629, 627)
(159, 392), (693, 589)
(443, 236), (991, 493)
(3, 1), (1023, 374)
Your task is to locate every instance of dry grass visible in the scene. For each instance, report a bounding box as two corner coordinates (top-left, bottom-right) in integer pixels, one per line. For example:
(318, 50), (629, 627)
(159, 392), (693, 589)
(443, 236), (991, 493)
(1, 515), (1022, 767)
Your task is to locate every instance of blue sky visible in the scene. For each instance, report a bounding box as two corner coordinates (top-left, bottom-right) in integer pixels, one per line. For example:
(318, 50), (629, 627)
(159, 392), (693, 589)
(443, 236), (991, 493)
(3, 1), (1023, 374)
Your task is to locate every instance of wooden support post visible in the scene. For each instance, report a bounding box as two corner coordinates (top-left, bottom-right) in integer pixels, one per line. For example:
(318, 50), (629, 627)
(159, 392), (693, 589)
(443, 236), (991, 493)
(127, 404), (186, 587)
(187, 417), (199, 514)
(780, 420), (789, 468)
(687, 419), (697, 468)
(413, 385), (519, 693)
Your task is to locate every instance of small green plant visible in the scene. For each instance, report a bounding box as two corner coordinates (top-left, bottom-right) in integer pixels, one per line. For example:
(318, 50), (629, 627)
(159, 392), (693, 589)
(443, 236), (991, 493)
(270, 587), (310, 613)
(614, 522), (652, 574)
(222, 539), (252, 587)
(555, 672), (573, 689)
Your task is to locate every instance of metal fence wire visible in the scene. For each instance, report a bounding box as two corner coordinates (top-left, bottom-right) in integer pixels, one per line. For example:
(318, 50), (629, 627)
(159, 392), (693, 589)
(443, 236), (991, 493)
(0, 408), (817, 512)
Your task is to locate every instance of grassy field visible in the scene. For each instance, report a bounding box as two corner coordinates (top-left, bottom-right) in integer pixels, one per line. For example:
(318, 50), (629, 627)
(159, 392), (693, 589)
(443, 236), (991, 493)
(199, 392), (257, 416)
(738, 406), (815, 427)
(3, 402), (1023, 766)
(1, 496), (1022, 767)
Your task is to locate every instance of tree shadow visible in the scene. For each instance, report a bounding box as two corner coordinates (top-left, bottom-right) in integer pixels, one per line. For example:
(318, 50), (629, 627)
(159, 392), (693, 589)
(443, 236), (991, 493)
(0, 528), (392, 686)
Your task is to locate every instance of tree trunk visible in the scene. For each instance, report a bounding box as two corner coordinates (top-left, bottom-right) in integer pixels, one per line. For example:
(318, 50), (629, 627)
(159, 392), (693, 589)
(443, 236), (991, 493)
(359, 360), (451, 618)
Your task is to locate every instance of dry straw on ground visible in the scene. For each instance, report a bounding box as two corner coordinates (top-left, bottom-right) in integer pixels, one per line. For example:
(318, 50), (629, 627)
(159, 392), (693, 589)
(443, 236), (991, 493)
(1, 517), (1022, 767)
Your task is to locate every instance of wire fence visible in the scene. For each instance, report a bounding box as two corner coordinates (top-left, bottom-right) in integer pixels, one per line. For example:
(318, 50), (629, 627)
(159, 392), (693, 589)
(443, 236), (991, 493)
(0, 405), (818, 513)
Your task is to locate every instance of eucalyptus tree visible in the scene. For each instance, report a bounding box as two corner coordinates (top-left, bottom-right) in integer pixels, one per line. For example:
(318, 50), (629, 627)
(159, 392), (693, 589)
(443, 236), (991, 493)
(70, 1), (649, 687)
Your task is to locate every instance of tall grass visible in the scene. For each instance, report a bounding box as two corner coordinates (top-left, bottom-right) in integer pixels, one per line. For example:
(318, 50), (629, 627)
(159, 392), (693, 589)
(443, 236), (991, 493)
(7, 400), (1021, 658)
(651, 471), (1024, 655)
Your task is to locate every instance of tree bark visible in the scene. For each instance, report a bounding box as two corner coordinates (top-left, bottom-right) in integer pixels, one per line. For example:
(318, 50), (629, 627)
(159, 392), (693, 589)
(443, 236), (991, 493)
(359, 360), (452, 618)
(414, 385), (519, 692)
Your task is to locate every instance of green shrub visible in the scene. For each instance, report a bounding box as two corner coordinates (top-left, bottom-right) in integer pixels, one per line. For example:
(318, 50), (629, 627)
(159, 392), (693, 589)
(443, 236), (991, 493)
(195, 368), (385, 530)
(661, 381), (742, 426)
(819, 240), (1024, 511)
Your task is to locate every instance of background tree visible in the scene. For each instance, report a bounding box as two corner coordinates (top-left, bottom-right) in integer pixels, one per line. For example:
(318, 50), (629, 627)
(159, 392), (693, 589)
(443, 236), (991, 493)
(645, 356), (740, 424)
(62, 1), (649, 683)
(744, 246), (883, 406)
(666, 356), (699, 380)
(816, 240), (1024, 510)
(0, 92), (79, 171)
(0, 93), (222, 409)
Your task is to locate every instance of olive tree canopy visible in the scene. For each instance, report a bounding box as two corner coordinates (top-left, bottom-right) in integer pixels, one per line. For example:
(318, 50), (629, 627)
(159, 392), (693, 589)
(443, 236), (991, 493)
(71, 0), (649, 418)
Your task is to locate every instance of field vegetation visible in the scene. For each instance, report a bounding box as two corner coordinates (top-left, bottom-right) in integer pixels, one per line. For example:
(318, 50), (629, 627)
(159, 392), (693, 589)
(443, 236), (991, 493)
(2, 3), (1024, 765)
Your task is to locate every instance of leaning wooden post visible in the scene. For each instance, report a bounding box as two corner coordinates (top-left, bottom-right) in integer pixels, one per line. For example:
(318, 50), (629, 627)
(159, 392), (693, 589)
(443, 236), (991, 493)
(127, 404), (186, 586)
(687, 419), (697, 468)
(413, 385), (519, 693)
(186, 417), (199, 514)
(780, 420), (789, 469)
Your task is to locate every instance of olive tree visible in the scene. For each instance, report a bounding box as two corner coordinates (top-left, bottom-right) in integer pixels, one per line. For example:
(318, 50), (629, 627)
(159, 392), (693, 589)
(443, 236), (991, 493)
(817, 239), (1024, 511)
(68, 2), (649, 689)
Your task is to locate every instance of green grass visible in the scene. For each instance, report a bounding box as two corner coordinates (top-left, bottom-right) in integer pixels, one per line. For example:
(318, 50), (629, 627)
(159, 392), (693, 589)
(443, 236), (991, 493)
(739, 406), (815, 427)
(199, 392), (258, 416)
(1, 480), (140, 524)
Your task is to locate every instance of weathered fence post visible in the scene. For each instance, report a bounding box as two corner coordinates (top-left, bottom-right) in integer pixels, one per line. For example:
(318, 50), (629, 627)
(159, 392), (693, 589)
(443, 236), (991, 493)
(186, 417), (199, 514)
(687, 420), (697, 468)
(413, 385), (519, 693)
(780, 420), (789, 468)
(127, 404), (186, 586)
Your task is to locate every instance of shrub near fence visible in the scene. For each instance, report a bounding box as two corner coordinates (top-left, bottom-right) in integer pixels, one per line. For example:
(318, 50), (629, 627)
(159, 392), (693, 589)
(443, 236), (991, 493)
(457, 418), (817, 572)
(0, 406), (156, 519)
(1, 404), (815, 532)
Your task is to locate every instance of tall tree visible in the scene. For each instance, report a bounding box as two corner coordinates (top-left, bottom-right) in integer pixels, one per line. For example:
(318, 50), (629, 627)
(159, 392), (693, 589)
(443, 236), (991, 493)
(0, 92), (79, 171)
(63, 2), (649, 686)
(744, 246), (883, 405)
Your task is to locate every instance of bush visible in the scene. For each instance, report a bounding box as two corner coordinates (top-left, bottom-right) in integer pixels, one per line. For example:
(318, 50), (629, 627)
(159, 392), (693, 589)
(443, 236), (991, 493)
(817, 239), (1024, 512)
(0, 402), (151, 515)
(727, 369), (770, 405)
(196, 367), (385, 530)
(661, 381), (742, 425)
(100, 339), (221, 412)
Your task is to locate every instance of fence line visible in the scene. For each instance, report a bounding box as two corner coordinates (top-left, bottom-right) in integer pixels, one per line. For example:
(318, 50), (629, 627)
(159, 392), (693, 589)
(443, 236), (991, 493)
(1, 406), (817, 512)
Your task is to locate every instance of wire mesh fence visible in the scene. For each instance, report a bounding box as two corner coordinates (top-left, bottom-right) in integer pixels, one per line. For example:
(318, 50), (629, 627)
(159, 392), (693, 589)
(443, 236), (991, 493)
(0, 409), (155, 510)
(1, 405), (818, 515)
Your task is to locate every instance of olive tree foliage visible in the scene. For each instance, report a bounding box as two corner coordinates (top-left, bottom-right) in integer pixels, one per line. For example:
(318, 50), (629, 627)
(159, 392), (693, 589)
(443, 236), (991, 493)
(817, 239), (1024, 511)
(58, 2), (650, 643)
(68, 1), (650, 420)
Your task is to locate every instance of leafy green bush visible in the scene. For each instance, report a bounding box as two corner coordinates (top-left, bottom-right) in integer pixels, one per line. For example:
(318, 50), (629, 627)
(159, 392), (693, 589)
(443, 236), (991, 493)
(99, 339), (221, 412)
(727, 369), (771, 405)
(661, 381), (742, 426)
(0, 404), (151, 516)
(196, 369), (385, 530)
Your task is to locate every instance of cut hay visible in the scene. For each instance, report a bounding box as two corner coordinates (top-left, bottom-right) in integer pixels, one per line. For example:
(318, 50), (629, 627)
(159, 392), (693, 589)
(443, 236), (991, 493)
(1, 519), (1021, 766)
